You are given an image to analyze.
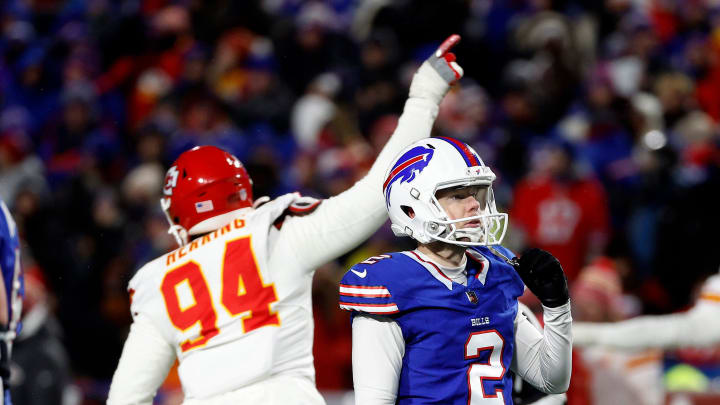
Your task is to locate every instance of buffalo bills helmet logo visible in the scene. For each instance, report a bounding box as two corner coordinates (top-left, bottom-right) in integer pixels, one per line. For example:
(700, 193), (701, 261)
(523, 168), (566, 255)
(383, 146), (434, 206)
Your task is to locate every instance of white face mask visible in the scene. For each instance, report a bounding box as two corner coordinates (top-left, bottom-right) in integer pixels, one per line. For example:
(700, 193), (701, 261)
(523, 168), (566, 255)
(428, 186), (507, 247)
(425, 211), (509, 247)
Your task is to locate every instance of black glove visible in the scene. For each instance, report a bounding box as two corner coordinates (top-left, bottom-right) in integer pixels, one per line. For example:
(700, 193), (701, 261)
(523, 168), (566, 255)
(515, 248), (569, 308)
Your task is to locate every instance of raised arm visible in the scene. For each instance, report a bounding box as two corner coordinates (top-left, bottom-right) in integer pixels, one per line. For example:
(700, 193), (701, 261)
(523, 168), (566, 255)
(277, 35), (465, 271)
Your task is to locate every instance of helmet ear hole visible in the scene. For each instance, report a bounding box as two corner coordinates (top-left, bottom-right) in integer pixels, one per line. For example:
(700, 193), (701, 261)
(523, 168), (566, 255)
(401, 205), (415, 219)
(173, 216), (180, 224)
(227, 193), (241, 204)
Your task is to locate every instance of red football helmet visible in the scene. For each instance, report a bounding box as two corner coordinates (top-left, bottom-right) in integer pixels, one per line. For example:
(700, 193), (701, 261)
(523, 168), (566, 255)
(161, 146), (253, 246)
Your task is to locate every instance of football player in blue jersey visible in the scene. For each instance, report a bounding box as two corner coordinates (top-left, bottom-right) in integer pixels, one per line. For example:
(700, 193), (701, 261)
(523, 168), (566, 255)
(339, 137), (572, 404)
(0, 200), (24, 405)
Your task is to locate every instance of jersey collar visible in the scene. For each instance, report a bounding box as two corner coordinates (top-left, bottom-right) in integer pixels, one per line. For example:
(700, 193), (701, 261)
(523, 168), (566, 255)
(403, 250), (455, 290)
(466, 249), (490, 286)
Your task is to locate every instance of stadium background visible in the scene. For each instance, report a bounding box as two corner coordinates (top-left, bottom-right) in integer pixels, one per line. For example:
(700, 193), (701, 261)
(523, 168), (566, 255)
(1, 0), (720, 404)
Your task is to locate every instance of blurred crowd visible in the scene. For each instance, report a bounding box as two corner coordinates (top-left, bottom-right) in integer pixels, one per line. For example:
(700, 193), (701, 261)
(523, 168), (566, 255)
(1, 0), (720, 404)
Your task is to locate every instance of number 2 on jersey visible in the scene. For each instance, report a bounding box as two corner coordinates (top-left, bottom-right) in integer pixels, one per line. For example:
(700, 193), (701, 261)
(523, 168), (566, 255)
(161, 237), (280, 352)
(465, 330), (506, 404)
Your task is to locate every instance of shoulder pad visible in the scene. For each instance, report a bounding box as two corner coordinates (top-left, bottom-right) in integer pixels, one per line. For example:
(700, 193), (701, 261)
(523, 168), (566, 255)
(128, 262), (149, 292)
(339, 254), (400, 315)
(127, 255), (167, 317)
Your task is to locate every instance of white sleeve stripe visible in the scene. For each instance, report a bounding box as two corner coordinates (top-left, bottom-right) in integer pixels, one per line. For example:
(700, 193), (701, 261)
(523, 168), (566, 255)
(340, 302), (399, 314)
(340, 286), (391, 296)
(341, 292), (392, 298)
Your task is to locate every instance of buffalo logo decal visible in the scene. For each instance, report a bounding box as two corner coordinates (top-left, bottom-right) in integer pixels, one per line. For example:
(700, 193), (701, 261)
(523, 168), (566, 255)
(383, 146), (434, 206)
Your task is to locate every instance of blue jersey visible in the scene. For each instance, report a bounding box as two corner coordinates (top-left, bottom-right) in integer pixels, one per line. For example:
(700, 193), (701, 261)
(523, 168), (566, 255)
(340, 246), (524, 405)
(0, 200), (23, 335)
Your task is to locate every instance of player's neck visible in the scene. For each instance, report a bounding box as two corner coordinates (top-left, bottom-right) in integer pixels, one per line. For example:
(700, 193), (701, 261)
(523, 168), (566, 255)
(417, 242), (466, 268)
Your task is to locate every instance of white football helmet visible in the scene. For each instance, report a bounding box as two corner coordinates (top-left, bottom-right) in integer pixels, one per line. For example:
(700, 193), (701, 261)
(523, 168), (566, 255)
(383, 137), (507, 247)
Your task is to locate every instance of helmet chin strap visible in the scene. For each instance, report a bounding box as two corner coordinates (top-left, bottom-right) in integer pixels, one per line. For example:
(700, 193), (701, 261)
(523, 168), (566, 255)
(168, 224), (189, 247)
(160, 197), (189, 247)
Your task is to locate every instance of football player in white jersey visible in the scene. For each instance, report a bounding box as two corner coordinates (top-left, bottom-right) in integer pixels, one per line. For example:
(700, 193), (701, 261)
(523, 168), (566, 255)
(107, 35), (466, 405)
(574, 270), (720, 350)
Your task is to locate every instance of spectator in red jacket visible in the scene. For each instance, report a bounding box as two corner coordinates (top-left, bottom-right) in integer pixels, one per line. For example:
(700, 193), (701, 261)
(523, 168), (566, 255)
(510, 140), (610, 282)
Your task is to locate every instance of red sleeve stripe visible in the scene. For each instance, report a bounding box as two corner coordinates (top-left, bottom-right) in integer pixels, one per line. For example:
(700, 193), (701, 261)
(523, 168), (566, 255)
(289, 200), (321, 213)
(339, 302), (399, 314)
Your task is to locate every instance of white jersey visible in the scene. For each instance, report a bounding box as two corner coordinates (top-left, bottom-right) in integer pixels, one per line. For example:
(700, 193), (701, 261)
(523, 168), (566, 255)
(126, 195), (316, 398)
(573, 272), (720, 350)
(107, 96), (444, 405)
